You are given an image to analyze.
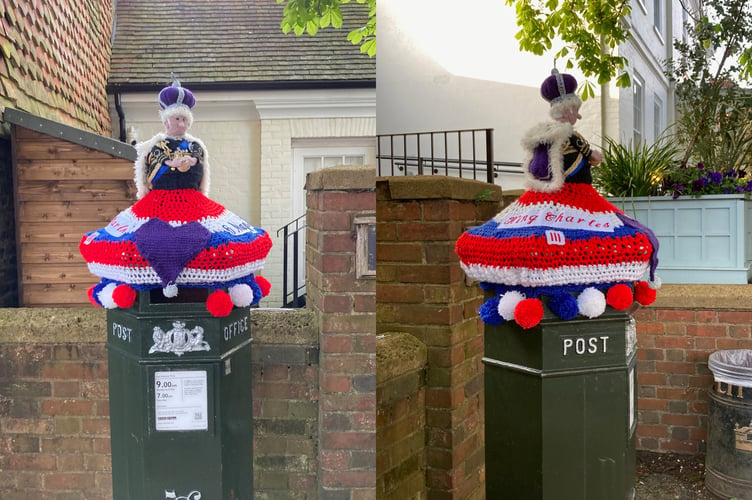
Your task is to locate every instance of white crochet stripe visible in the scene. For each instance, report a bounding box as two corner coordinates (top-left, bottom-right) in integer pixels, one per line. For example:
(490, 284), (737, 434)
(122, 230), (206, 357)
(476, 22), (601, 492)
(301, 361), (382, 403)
(461, 261), (650, 287)
(87, 260), (266, 286)
(492, 201), (624, 232)
(104, 208), (147, 237)
(103, 209), (262, 237)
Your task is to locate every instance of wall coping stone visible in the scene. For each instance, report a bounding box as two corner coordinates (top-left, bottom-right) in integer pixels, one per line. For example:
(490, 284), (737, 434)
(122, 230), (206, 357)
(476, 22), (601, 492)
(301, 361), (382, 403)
(306, 164), (376, 191)
(652, 284), (752, 310)
(377, 176), (503, 202)
(0, 307), (317, 344)
(376, 332), (427, 385)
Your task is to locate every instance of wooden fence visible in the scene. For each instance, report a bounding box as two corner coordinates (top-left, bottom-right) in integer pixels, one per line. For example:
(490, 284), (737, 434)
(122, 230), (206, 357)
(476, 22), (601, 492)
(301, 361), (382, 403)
(7, 108), (135, 306)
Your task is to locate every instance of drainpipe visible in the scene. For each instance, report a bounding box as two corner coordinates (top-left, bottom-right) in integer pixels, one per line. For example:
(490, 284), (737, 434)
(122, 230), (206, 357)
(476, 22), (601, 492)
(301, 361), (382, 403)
(114, 92), (127, 143)
(600, 34), (610, 149)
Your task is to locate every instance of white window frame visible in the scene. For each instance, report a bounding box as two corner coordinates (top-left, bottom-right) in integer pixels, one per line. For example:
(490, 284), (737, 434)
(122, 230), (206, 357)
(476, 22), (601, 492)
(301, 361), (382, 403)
(633, 74), (645, 146)
(653, 0), (664, 41)
(653, 94), (664, 142)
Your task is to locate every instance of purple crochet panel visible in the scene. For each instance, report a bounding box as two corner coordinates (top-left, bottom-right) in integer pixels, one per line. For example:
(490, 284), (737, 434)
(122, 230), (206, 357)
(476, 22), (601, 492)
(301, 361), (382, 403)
(134, 218), (211, 286)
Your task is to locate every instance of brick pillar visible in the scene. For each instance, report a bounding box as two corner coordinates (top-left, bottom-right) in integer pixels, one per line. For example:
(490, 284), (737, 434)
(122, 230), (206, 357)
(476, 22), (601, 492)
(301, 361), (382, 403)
(307, 165), (376, 500)
(376, 177), (502, 500)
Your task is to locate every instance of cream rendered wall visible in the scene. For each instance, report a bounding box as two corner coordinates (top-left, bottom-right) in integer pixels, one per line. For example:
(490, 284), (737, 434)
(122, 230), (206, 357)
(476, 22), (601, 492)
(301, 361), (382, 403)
(110, 88), (375, 307)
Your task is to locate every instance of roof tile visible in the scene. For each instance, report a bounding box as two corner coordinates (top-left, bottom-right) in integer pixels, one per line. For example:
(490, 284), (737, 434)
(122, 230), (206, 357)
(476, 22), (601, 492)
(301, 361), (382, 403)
(108, 0), (375, 87)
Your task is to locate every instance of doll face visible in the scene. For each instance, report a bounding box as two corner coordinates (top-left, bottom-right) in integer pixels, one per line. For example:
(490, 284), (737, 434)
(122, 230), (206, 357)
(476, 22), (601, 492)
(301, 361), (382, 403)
(164, 114), (190, 137)
(562, 106), (582, 125)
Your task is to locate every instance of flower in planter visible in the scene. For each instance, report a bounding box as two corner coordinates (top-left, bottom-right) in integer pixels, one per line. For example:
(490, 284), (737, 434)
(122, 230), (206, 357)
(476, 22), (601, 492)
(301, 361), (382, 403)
(661, 161), (752, 198)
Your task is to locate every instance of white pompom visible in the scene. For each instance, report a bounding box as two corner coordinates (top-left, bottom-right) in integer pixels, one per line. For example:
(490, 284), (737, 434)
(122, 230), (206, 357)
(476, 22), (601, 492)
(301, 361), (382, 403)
(498, 291), (526, 321)
(98, 283), (118, 309)
(163, 284), (178, 298)
(648, 277), (662, 289)
(229, 284), (254, 307)
(577, 287), (606, 318)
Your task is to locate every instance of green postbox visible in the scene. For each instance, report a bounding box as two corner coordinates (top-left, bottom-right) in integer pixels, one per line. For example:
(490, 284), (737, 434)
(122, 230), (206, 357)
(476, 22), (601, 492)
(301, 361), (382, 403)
(484, 307), (637, 500)
(106, 290), (253, 500)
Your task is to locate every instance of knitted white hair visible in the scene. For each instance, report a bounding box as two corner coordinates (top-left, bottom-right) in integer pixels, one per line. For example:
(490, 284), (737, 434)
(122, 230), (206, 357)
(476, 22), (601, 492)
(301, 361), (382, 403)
(520, 120), (573, 193)
(549, 94), (582, 121)
(134, 131), (211, 199)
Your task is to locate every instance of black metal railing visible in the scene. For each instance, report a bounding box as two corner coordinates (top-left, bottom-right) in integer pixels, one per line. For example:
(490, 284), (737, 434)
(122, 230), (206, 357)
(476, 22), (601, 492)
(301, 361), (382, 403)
(276, 214), (306, 308)
(377, 128), (524, 183)
(378, 128), (495, 182)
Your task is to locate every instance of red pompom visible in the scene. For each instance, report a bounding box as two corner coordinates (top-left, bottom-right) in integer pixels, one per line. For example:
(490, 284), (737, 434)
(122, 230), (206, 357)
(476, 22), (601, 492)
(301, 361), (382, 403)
(256, 276), (271, 297)
(634, 281), (657, 306)
(606, 284), (633, 310)
(514, 298), (544, 329)
(87, 285), (101, 307)
(207, 290), (233, 317)
(112, 284), (137, 308)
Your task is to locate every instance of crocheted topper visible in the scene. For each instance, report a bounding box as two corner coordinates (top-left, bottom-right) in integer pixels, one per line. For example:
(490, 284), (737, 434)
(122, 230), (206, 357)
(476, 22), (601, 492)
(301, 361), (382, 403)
(158, 79), (196, 112)
(540, 69), (577, 106)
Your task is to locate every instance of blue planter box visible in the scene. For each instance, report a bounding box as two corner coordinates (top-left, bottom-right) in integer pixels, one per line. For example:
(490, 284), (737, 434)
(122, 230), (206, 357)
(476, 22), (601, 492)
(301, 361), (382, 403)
(608, 195), (752, 284)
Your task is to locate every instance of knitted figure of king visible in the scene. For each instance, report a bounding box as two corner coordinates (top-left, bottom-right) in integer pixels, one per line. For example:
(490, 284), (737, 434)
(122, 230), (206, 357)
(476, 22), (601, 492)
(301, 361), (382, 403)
(79, 81), (272, 317)
(455, 69), (660, 329)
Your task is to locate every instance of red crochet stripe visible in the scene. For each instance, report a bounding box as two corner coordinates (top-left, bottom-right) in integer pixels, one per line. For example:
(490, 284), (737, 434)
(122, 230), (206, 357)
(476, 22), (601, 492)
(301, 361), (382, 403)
(517, 183), (623, 214)
(80, 234), (272, 271)
(456, 232), (652, 270)
(130, 189), (225, 221)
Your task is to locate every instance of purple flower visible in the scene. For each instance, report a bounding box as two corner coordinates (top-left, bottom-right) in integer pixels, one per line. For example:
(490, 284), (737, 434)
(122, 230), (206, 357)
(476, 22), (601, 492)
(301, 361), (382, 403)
(710, 172), (723, 184)
(697, 162), (705, 170)
(736, 185), (745, 193)
(679, 162), (687, 169)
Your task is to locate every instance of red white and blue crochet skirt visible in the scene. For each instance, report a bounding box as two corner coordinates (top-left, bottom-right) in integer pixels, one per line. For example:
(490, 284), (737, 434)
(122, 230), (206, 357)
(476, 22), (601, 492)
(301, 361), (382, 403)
(455, 183), (658, 328)
(79, 189), (272, 314)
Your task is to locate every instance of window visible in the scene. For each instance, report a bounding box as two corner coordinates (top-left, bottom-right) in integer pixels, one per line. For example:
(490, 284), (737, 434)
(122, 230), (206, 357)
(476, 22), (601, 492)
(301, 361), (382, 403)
(633, 75), (644, 145)
(653, 94), (664, 142)
(653, 0), (663, 36)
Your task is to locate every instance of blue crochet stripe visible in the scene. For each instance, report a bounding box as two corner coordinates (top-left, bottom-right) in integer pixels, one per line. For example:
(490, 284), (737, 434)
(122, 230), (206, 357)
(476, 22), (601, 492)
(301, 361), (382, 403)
(99, 275), (263, 305)
(467, 218), (642, 241)
(86, 228), (268, 245)
(478, 281), (631, 297)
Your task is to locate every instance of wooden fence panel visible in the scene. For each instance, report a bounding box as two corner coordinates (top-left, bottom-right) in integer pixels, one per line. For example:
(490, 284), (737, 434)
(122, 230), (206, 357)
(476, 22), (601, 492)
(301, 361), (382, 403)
(13, 126), (134, 307)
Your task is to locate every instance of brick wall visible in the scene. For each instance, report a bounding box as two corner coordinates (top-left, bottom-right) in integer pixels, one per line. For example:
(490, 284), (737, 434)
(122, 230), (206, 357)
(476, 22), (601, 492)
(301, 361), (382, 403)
(376, 176), (502, 500)
(0, 0), (114, 136)
(376, 332), (427, 500)
(306, 165), (377, 500)
(251, 309), (320, 498)
(0, 307), (320, 500)
(634, 285), (752, 454)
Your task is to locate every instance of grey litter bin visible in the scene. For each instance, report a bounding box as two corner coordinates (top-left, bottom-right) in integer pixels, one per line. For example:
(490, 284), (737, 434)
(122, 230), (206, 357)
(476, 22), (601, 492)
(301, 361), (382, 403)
(706, 349), (752, 499)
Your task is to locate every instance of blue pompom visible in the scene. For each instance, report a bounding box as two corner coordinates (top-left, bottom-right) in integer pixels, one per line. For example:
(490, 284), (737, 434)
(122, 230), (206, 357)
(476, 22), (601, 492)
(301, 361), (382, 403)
(549, 292), (579, 320)
(479, 297), (505, 326)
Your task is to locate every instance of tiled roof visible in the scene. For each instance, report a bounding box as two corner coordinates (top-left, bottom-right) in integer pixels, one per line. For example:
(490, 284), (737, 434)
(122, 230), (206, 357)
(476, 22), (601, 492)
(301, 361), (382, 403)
(108, 0), (375, 88)
(0, 0), (114, 135)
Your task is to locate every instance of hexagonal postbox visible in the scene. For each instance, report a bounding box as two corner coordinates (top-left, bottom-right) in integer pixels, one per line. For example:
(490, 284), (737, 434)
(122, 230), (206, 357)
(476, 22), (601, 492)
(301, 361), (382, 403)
(483, 307), (637, 500)
(106, 290), (253, 500)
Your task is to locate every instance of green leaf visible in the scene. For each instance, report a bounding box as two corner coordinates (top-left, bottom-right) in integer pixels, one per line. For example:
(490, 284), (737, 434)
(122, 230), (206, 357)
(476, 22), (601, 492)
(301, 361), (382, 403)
(331, 8), (343, 28)
(306, 19), (319, 35)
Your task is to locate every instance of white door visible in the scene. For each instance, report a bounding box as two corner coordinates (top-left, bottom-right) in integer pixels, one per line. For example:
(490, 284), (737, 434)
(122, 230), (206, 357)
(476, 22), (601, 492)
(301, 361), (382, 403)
(286, 145), (375, 305)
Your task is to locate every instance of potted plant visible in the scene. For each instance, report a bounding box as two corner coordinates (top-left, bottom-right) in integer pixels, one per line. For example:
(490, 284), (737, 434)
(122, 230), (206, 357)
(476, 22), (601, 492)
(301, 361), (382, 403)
(596, 145), (752, 284)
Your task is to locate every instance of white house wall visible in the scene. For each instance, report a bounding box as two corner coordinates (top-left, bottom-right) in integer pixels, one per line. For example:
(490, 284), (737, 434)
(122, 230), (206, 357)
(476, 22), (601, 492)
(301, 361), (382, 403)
(259, 116), (376, 306)
(378, 0), (617, 192)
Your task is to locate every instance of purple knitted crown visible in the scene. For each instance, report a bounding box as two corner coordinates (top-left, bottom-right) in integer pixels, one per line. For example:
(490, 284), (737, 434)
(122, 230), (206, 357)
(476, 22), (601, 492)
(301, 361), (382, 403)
(158, 81), (196, 111)
(540, 69), (577, 105)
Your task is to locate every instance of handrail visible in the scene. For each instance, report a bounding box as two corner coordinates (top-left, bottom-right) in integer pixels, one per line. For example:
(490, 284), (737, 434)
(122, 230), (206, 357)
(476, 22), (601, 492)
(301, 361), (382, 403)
(276, 214), (307, 308)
